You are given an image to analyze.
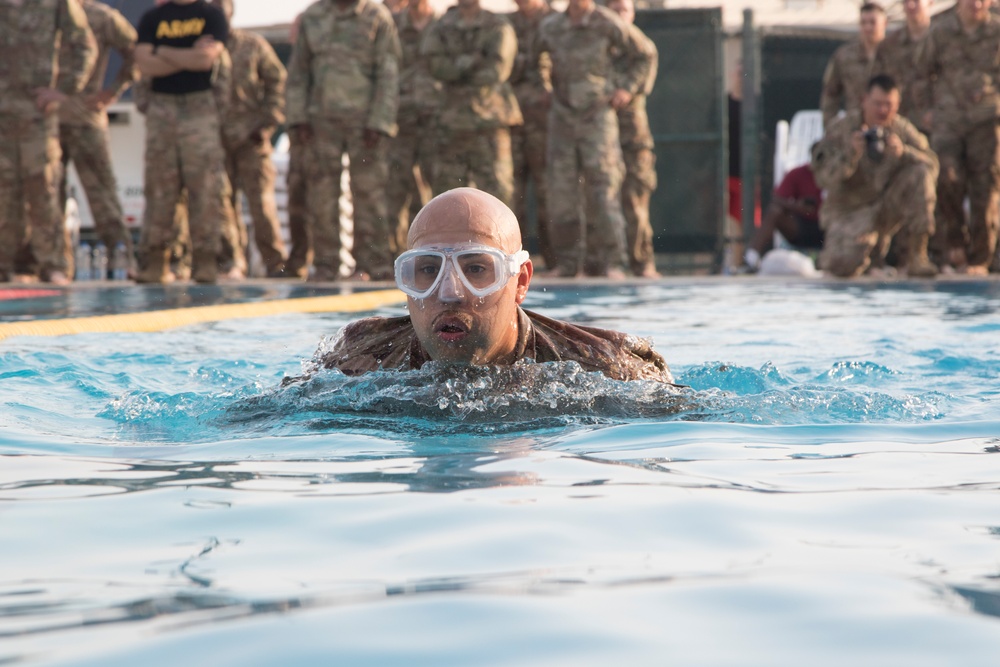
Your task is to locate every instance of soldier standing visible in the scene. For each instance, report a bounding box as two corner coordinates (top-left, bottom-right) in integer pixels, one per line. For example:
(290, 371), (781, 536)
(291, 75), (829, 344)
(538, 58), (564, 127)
(210, 0), (289, 278)
(284, 13), (312, 279)
(386, 0), (440, 256)
(507, 0), (554, 269)
(820, 2), (888, 128)
(533, 0), (655, 278)
(421, 0), (522, 205)
(134, 0), (234, 284)
(917, 0), (1000, 274)
(58, 0), (138, 278)
(286, 0), (401, 282)
(607, 0), (659, 278)
(0, 0), (97, 284)
(878, 0), (933, 136)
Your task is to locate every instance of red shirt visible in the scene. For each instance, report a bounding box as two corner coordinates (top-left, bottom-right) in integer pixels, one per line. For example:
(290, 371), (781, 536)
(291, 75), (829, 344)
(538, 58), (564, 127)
(775, 164), (822, 222)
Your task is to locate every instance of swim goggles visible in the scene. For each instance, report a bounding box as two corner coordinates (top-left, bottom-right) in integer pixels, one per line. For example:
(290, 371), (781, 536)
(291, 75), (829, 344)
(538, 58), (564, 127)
(394, 243), (530, 299)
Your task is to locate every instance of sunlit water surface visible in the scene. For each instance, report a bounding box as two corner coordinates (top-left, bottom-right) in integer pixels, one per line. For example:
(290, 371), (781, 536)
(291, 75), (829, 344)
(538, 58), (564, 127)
(2, 280), (1000, 666)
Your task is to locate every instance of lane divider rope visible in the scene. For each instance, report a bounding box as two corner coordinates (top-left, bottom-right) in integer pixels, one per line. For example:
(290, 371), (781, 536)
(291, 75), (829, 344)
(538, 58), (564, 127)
(0, 289), (405, 342)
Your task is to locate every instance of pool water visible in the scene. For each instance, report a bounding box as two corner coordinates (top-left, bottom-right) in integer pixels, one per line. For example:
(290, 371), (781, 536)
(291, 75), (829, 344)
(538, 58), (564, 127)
(2, 279), (1000, 666)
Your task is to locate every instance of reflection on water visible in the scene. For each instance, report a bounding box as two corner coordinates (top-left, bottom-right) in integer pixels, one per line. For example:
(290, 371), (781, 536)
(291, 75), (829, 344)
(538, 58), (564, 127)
(3, 281), (1000, 666)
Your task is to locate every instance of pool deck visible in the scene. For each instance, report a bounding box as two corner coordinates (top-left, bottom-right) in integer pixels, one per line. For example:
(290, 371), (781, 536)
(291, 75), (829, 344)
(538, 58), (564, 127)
(1, 271), (998, 326)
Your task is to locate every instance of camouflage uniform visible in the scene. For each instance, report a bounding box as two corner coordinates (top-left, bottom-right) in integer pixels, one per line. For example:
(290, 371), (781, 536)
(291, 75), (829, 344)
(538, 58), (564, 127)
(220, 26), (288, 275)
(58, 0), (138, 273)
(613, 21), (658, 277)
(136, 2), (234, 284)
(917, 10), (1000, 269)
(422, 7), (522, 206)
(309, 307), (674, 383)
(820, 40), (888, 128)
(507, 4), (554, 268)
(878, 25), (932, 135)
(0, 0), (96, 282)
(286, 0), (400, 281)
(534, 5), (654, 276)
(386, 9), (441, 255)
(284, 131), (313, 278)
(811, 110), (938, 277)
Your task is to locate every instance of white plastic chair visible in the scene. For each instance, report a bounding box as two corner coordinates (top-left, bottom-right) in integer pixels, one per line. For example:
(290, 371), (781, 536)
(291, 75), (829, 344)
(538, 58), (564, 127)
(772, 110), (825, 250)
(773, 109), (824, 185)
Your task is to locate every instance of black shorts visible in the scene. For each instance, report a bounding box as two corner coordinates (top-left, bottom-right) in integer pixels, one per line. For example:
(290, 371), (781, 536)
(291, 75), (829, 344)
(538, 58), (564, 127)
(794, 216), (824, 249)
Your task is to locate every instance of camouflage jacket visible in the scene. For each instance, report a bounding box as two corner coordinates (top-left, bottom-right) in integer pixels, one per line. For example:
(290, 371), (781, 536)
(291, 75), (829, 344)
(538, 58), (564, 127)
(221, 27), (286, 147)
(878, 25), (932, 134)
(0, 0), (97, 118)
(811, 109), (938, 214)
(59, 0), (137, 127)
(285, 0), (400, 136)
(394, 9), (442, 120)
(507, 5), (553, 126)
(916, 10), (1000, 130)
(421, 7), (523, 131)
(534, 5), (655, 117)
(316, 307), (674, 383)
(820, 39), (888, 127)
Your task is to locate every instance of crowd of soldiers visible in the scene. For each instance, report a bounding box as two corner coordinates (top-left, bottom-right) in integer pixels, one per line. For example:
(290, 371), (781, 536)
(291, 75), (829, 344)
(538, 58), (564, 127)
(814, 0), (1000, 278)
(0, 0), (661, 285)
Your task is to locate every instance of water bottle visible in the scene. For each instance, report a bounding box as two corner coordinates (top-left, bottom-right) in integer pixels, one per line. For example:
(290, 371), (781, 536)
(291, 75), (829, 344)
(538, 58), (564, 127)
(91, 242), (108, 281)
(75, 243), (92, 282)
(111, 242), (129, 281)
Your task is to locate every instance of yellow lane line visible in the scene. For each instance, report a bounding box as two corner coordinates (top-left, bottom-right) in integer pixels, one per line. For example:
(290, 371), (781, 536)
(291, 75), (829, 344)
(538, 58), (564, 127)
(0, 289), (405, 342)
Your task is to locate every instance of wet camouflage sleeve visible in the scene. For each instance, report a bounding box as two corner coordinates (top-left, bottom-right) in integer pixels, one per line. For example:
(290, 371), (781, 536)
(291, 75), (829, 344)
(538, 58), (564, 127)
(313, 308), (674, 384)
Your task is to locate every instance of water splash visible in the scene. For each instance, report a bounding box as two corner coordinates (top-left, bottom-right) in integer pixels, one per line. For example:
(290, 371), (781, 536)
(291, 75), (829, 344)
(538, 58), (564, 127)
(93, 359), (949, 445)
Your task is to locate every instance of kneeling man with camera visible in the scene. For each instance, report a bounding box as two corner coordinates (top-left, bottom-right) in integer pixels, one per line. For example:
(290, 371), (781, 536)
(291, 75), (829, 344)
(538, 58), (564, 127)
(811, 74), (939, 278)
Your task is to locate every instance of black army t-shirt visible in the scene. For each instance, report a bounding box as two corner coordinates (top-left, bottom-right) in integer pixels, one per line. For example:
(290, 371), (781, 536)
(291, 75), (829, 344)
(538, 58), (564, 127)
(137, 0), (228, 94)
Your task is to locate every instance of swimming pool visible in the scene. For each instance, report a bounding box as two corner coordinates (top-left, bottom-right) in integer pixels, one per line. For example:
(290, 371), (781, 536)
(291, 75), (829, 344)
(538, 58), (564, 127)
(2, 278), (999, 666)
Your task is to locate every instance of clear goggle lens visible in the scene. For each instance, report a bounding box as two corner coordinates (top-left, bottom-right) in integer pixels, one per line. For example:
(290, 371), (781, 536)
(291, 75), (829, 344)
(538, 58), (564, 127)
(395, 245), (529, 299)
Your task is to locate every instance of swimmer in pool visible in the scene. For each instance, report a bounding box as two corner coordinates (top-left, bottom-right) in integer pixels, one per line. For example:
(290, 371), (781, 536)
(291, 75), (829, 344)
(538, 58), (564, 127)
(310, 187), (673, 382)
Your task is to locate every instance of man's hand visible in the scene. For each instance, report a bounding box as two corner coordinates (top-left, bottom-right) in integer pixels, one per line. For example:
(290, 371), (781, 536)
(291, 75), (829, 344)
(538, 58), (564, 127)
(85, 89), (117, 112)
(850, 129), (866, 162)
(610, 88), (633, 110)
(363, 128), (385, 150)
(33, 88), (66, 113)
(293, 123), (314, 144)
(884, 132), (903, 160)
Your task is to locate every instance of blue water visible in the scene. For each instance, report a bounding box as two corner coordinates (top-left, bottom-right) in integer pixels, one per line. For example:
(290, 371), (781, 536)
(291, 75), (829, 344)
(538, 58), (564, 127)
(2, 279), (1000, 666)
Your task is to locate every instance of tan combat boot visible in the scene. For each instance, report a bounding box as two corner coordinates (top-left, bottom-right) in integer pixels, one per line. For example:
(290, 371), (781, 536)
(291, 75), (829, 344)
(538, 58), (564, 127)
(906, 235), (939, 278)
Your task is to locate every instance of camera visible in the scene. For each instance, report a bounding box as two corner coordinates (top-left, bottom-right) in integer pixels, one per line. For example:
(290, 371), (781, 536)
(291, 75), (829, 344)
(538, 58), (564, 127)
(863, 126), (886, 162)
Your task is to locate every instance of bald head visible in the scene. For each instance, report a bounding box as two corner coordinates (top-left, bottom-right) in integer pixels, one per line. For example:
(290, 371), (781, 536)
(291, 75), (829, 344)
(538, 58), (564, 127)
(408, 188), (522, 254)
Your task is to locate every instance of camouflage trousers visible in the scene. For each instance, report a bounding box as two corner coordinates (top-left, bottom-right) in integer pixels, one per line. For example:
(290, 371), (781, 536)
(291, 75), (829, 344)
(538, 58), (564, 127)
(617, 99), (657, 276)
(140, 91), (232, 283)
(819, 160), (937, 277)
(547, 103), (626, 276)
(0, 112), (65, 279)
(386, 109), (435, 256)
(432, 127), (514, 207)
(511, 116), (554, 269)
(222, 131), (287, 273)
(60, 121), (132, 257)
(307, 120), (393, 280)
(285, 135), (313, 277)
(932, 120), (1000, 268)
